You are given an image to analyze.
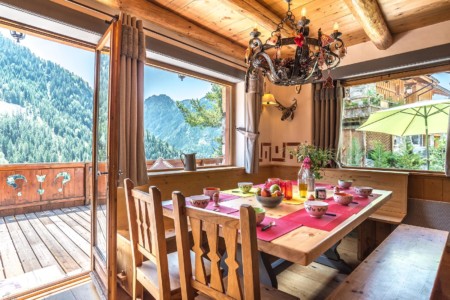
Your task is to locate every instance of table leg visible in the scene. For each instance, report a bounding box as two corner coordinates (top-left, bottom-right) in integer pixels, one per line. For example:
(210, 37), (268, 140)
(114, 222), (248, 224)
(315, 240), (353, 274)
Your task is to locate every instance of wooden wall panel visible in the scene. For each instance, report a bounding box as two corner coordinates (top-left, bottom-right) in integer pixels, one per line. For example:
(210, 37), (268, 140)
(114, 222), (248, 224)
(409, 174), (450, 203)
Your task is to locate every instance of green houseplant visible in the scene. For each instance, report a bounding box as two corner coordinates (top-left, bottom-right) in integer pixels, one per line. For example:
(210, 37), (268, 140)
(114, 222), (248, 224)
(290, 142), (335, 180)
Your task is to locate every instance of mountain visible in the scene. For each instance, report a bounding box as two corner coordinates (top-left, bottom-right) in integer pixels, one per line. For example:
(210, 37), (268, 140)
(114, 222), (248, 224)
(0, 32), (221, 164)
(143, 94), (222, 158)
(0, 33), (93, 163)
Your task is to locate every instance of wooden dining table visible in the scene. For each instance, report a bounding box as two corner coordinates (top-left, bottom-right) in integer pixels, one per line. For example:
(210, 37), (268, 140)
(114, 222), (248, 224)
(161, 185), (392, 288)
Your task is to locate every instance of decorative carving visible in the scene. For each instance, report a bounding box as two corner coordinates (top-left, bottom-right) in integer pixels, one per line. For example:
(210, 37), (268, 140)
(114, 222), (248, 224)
(54, 172), (71, 193)
(36, 175), (47, 195)
(6, 174), (27, 196)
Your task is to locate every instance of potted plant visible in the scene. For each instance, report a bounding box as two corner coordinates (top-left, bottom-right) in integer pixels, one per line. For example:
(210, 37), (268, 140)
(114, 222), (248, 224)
(290, 143), (335, 193)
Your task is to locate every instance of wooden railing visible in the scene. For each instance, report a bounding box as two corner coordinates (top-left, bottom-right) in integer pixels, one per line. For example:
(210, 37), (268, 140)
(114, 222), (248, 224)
(0, 158), (223, 217)
(0, 163), (90, 217)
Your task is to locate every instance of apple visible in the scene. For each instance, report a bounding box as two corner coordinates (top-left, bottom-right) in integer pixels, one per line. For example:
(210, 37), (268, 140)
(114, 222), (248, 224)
(275, 190), (282, 197)
(269, 184), (280, 193)
(261, 189), (271, 197)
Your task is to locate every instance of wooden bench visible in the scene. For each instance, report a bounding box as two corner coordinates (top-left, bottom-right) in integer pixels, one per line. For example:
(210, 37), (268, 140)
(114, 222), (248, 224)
(327, 224), (449, 300)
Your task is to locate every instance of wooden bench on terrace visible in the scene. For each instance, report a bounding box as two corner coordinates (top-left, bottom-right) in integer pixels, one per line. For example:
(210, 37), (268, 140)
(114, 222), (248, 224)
(327, 224), (449, 300)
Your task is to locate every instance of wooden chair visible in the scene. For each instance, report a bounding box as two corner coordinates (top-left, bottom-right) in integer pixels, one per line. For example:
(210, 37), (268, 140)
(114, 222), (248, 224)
(172, 191), (298, 300)
(124, 178), (182, 300)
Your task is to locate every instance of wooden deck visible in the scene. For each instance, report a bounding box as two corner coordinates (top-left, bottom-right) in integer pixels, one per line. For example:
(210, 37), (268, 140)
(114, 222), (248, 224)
(0, 205), (94, 298)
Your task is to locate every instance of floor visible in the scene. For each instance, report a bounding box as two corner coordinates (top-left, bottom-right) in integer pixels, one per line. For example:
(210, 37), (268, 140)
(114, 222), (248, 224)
(0, 206), (94, 298)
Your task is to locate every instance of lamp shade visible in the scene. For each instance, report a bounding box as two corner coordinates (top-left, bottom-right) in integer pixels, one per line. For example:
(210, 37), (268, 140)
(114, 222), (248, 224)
(262, 93), (276, 105)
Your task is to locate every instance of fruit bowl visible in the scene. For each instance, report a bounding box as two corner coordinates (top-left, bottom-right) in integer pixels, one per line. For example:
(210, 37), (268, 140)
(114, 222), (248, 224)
(256, 195), (283, 208)
(304, 201), (328, 218)
(188, 195), (210, 209)
(253, 207), (266, 225)
(333, 192), (353, 205)
(338, 179), (353, 189)
(238, 182), (253, 193)
(354, 186), (373, 198)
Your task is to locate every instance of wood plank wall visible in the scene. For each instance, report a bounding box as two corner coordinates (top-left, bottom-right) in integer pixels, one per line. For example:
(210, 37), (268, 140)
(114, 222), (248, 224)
(409, 173), (450, 203)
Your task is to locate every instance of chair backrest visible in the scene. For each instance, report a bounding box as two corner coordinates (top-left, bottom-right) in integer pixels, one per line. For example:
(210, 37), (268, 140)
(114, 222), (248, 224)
(124, 178), (171, 298)
(172, 191), (260, 300)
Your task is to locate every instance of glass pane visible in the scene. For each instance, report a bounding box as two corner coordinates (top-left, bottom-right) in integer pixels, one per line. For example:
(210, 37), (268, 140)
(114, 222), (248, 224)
(95, 50), (110, 260)
(340, 72), (450, 171)
(144, 65), (228, 168)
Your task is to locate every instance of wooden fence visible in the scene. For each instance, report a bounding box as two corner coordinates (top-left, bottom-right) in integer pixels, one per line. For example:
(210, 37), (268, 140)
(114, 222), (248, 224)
(0, 162), (99, 217)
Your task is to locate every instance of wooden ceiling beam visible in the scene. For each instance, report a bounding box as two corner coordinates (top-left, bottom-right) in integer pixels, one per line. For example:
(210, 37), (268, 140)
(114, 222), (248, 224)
(221, 0), (295, 37)
(343, 0), (393, 50)
(91, 0), (245, 61)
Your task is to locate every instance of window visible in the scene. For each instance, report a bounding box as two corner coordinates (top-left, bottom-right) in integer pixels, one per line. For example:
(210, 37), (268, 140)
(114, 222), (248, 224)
(340, 72), (450, 171)
(144, 65), (231, 169)
(0, 28), (94, 164)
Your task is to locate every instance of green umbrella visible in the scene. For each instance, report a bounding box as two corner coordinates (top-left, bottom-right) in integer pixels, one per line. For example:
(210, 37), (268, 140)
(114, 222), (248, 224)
(357, 99), (450, 170)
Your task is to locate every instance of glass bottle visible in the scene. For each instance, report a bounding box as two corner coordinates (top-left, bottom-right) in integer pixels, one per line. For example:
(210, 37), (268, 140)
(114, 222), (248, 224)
(297, 157), (311, 198)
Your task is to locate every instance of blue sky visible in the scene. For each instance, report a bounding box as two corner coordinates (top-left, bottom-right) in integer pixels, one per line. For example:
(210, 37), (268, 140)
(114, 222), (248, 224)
(1, 28), (212, 101)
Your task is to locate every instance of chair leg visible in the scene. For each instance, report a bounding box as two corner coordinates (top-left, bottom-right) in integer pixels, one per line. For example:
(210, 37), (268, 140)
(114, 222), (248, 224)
(133, 278), (144, 300)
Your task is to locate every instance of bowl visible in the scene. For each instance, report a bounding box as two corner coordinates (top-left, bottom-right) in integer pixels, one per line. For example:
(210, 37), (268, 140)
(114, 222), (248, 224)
(203, 187), (220, 200)
(256, 195), (283, 208)
(304, 201), (329, 218)
(354, 186), (373, 198)
(338, 179), (353, 189)
(253, 207), (266, 225)
(238, 182), (253, 193)
(333, 192), (353, 205)
(188, 195), (210, 209)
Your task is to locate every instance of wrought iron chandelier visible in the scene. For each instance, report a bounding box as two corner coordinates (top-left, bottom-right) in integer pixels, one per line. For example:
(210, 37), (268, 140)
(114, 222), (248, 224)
(245, 0), (346, 86)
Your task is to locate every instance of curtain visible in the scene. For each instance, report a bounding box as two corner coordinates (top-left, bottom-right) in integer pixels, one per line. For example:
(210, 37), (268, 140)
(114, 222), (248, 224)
(446, 112), (450, 176)
(118, 14), (148, 186)
(237, 72), (263, 174)
(313, 80), (344, 153)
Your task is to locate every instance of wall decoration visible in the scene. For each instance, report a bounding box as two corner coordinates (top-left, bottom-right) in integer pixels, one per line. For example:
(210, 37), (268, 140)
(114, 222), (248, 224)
(259, 142), (301, 164)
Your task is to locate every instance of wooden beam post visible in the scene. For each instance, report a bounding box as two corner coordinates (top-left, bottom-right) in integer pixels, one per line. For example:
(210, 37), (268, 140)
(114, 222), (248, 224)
(222, 0), (295, 37)
(91, 0), (245, 61)
(343, 0), (393, 50)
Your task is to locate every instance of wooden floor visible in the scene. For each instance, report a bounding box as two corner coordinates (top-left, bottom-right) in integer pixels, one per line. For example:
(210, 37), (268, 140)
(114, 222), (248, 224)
(0, 206), (93, 298)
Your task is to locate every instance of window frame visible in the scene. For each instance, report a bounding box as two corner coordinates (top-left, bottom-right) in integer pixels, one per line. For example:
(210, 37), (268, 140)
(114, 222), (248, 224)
(144, 58), (234, 171)
(338, 64), (450, 174)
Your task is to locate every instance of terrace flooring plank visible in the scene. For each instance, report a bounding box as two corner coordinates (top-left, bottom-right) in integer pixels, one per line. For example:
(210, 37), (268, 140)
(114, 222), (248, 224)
(61, 207), (90, 231)
(52, 209), (90, 243)
(25, 213), (81, 274)
(33, 211), (89, 271)
(3, 215), (41, 273)
(0, 217), (23, 278)
(48, 212), (90, 256)
(14, 214), (60, 270)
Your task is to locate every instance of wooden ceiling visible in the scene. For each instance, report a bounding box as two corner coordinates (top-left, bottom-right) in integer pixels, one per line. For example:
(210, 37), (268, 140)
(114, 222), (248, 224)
(66, 0), (450, 64)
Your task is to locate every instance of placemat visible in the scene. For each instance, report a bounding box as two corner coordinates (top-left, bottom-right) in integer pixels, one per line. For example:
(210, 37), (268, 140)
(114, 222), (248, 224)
(163, 201), (239, 214)
(221, 187), (258, 197)
(282, 193), (381, 231)
(256, 216), (304, 242)
(228, 212), (304, 242)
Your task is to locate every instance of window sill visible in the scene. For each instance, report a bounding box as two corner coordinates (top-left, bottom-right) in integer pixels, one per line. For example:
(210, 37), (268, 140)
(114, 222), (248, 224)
(339, 165), (446, 176)
(147, 165), (244, 177)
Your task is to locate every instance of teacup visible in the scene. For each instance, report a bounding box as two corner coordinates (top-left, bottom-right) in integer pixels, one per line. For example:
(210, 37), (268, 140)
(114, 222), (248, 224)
(203, 187), (220, 200)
